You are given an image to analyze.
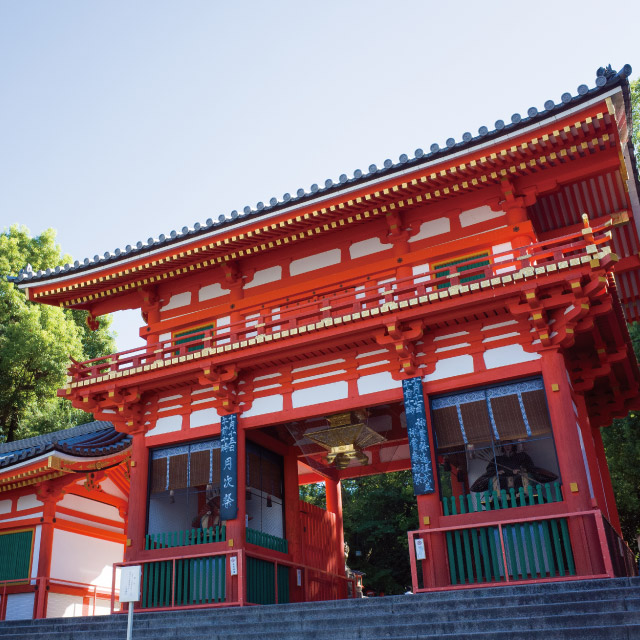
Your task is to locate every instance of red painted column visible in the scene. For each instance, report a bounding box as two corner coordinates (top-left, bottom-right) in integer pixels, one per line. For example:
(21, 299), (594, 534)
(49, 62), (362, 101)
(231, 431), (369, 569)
(225, 423), (247, 548)
(34, 491), (62, 618)
(573, 393), (607, 514)
(592, 427), (622, 534)
(416, 397), (448, 589)
(325, 478), (345, 578)
(283, 448), (302, 563)
(541, 348), (598, 575)
(125, 430), (148, 561)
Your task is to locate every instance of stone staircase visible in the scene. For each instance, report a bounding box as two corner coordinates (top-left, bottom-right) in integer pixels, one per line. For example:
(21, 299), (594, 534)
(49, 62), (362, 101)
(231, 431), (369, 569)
(2, 577), (639, 639)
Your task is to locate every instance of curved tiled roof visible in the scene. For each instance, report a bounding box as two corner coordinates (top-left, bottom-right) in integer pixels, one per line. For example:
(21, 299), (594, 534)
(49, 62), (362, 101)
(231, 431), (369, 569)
(11, 64), (634, 287)
(0, 420), (131, 469)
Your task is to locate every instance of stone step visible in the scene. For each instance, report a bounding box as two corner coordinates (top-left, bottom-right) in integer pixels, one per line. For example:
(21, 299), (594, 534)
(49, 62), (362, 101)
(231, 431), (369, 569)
(4, 580), (640, 631)
(1, 577), (639, 639)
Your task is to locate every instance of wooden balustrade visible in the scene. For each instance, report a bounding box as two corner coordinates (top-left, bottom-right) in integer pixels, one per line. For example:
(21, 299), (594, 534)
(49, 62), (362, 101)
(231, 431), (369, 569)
(67, 218), (616, 386)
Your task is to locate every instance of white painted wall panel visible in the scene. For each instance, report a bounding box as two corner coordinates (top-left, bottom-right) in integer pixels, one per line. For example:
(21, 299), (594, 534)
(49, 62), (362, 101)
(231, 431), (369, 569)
(59, 494), (122, 522)
(410, 217), (450, 242)
(349, 237), (391, 259)
(242, 395), (284, 417)
(50, 530), (123, 587)
(292, 381), (348, 408)
(245, 266), (282, 289)
(0, 499), (11, 514)
(459, 205), (504, 227)
(189, 407), (221, 428)
(46, 593), (84, 618)
(160, 291), (191, 311)
(17, 494), (42, 511)
(145, 414), (182, 437)
(99, 478), (128, 501)
(483, 344), (541, 369)
(199, 282), (229, 301)
(31, 525), (41, 578)
(357, 372), (402, 395)
(4, 592), (34, 620)
(424, 355), (474, 381)
(290, 249), (341, 276)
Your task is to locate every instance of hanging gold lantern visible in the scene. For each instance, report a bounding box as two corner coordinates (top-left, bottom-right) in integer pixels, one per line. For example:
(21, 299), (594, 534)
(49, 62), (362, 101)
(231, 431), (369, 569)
(305, 411), (386, 469)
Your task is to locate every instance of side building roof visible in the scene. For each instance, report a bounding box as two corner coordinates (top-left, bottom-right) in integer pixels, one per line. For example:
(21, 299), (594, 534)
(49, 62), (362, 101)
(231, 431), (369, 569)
(0, 420), (131, 470)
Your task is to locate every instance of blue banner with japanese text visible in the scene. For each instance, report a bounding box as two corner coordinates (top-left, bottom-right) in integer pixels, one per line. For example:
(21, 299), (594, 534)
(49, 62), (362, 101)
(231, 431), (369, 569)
(220, 413), (238, 520)
(402, 377), (435, 495)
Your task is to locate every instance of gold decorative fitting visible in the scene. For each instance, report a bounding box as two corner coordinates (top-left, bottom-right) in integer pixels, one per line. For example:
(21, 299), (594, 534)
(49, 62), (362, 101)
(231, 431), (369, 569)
(305, 411), (386, 470)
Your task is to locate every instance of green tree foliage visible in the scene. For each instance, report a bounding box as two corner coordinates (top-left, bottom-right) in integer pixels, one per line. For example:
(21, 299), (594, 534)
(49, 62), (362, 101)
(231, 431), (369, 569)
(630, 77), (639, 159)
(0, 226), (116, 442)
(300, 472), (417, 595)
(601, 78), (640, 551)
(603, 322), (640, 550)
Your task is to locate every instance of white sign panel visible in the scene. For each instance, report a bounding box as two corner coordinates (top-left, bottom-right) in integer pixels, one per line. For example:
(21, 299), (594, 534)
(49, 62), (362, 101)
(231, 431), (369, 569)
(120, 565), (142, 603)
(296, 569), (302, 587)
(414, 538), (426, 561)
(229, 556), (238, 576)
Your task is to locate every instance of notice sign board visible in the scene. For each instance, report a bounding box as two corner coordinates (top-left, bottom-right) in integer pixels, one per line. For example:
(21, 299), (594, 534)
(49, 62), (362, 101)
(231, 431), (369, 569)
(120, 565), (142, 603)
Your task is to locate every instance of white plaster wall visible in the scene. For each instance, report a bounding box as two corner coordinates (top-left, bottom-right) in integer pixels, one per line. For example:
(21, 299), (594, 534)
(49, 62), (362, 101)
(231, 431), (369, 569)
(46, 593), (85, 618)
(290, 249), (341, 276)
(245, 266), (282, 289)
(199, 282), (229, 301)
(242, 395), (284, 417)
(459, 205), (504, 227)
(349, 237), (391, 259)
(145, 414), (182, 437)
(99, 478), (128, 501)
(0, 499), (11, 514)
(58, 494), (122, 522)
(160, 291), (192, 311)
(4, 593), (34, 620)
(424, 355), (474, 381)
(410, 217), (450, 242)
(31, 525), (42, 578)
(357, 372), (402, 395)
(483, 344), (541, 369)
(49, 530), (123, 588)
(17, 494), (43, 511)
(189, 406), (221, 428)
(291, 381), (348, 408)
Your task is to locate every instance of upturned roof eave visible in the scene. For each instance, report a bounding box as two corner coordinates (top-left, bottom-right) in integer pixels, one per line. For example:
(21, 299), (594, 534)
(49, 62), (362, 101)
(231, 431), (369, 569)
(14, 72), (632, 292)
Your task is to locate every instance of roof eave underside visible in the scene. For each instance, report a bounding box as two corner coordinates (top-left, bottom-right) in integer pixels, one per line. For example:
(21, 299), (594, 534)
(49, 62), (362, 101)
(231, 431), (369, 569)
(15, 71), (634, 291)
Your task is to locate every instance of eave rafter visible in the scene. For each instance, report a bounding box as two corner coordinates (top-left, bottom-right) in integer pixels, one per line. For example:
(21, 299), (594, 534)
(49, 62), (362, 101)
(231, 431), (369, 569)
(0, 450), (130, 493)
(25, 106), (619, 310)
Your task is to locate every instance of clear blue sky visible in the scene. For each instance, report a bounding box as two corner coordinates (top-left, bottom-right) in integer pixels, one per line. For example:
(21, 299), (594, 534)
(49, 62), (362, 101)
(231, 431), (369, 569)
(1, 1), (638, 352)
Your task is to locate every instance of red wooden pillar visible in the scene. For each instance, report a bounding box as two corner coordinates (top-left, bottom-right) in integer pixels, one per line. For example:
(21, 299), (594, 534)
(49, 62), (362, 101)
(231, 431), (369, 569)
(573, 393), (608, 514)
(125, 430), (148, 560)
(541, 348), (598, 575)
(224, 422), (246, 605)
(416, 395), (448, 589)
(283, 448), (302, 602)
(325, 478), (345, 578)
(283, 448), (302, 563)
(592, 427), (622, 533)
(34, 491), (62, 618)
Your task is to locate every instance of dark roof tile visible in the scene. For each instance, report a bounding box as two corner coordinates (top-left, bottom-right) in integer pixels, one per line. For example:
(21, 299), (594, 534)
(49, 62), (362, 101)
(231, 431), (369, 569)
(11, 64), (633, 287)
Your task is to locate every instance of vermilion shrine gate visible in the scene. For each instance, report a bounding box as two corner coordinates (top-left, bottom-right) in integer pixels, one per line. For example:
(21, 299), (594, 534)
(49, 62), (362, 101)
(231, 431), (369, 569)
(1, 63), (639, 619)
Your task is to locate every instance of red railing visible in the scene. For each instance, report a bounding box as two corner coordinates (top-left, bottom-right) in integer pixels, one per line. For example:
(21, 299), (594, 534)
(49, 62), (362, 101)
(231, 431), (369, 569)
(67, 215), (617, 385)
(0, 576), (116, 620)
(408, 509), (619, 594)
(112, 546), (354, 612)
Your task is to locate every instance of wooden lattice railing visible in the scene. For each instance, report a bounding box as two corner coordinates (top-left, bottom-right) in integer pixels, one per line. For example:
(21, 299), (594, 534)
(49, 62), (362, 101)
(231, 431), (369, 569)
(66, 215), (618, 386)
(442, 482), (563, 516)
